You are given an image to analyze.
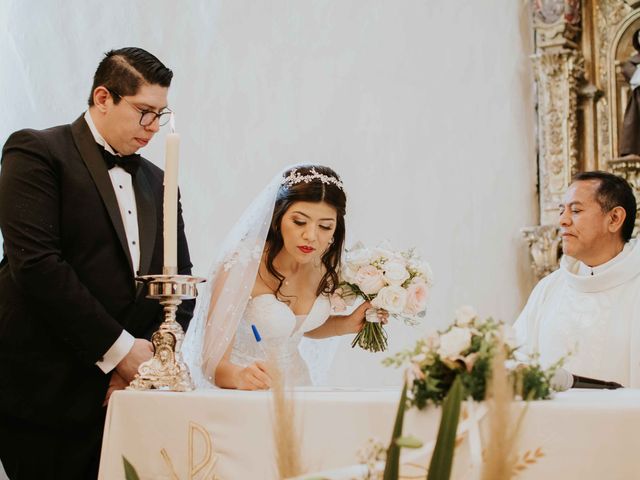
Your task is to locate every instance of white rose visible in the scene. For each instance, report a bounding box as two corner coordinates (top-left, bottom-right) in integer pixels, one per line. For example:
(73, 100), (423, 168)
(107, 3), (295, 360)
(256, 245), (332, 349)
(371, 285), (408, 314)
(346, 241), (373, 266)
(371, 240), (396, 262)
(341, 262), (360, 283)
(454, 305), (477, 327)
(384, 261), (410, 286)
(407, 258), (431, 283)
(355, 265), (386, 295)
(437, 326), (472, 359)
(407, 257), (423, 272)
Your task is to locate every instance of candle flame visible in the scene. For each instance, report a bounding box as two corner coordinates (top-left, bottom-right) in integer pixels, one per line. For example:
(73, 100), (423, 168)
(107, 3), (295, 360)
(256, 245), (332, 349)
(170, 112), (176, 133)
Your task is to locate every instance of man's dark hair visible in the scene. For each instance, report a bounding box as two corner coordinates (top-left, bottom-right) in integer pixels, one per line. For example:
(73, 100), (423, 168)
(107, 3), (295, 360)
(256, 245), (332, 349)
(572, 170), (637, 242)
(88, 47), (173, 106)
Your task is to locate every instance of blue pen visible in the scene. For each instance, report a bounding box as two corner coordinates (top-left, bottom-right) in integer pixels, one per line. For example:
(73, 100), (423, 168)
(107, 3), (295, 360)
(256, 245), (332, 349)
(251, 324), (262, 343)
(251, 324), (268, 360)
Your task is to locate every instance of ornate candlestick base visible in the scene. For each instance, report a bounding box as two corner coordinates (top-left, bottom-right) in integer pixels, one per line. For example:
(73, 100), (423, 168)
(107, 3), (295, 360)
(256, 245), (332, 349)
(128, 269), (205, 392)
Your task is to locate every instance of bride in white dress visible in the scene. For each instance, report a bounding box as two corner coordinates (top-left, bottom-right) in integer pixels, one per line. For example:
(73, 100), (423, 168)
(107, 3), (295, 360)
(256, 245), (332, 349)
(184, 165), (383, 389)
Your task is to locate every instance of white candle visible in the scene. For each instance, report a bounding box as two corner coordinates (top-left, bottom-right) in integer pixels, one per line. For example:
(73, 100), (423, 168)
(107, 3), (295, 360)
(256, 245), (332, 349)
(163, 113), (179, 270)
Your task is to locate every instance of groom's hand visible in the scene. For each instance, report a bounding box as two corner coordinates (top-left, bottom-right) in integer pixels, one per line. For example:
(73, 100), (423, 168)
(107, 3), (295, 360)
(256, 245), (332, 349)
(103, 371), (128, 406)
(116, 339), (154, 382)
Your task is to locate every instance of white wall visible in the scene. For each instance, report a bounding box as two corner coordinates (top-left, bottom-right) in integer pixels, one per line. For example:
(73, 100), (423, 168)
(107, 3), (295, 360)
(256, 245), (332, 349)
(0, 0), (537, 392)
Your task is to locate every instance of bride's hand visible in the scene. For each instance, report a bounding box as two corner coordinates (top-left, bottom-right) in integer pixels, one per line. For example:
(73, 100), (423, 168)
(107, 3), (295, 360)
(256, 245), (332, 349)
(236, 361), (272, 390)
(342, 302), (389, 334)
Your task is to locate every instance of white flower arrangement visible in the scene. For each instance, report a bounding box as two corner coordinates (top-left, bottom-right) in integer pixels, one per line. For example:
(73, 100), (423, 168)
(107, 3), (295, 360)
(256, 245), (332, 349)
(335, 241), (433, 352)
(384, 306), (563, 409)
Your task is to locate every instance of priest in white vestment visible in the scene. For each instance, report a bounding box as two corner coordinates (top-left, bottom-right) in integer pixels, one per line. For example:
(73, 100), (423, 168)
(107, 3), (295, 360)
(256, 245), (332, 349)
(514, 171), (640, 387)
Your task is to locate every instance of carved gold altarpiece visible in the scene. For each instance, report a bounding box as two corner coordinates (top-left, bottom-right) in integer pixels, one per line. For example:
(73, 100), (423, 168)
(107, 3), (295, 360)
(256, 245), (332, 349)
(524, 0), (640, 279)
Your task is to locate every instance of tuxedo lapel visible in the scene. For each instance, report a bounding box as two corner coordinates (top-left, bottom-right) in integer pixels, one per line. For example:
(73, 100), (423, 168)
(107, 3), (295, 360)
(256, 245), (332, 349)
(133, 168), (156, 276)
(70, 115), (134, 274)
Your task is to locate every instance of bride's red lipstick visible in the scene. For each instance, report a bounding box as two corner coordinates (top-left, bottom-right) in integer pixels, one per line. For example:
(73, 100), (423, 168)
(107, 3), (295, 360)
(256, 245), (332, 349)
(298, 246), (315, 254)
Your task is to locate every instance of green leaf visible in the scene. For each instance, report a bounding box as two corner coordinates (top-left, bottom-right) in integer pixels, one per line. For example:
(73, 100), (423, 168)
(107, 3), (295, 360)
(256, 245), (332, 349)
(122, 456), (140, 480)
(395, 435), (423, 449)
(426, 376), (463, 480)
(382, 381), (408, 480)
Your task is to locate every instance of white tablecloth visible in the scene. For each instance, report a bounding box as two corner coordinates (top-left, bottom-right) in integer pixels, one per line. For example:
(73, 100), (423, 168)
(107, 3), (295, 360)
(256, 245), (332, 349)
(98, 387), (640, 480)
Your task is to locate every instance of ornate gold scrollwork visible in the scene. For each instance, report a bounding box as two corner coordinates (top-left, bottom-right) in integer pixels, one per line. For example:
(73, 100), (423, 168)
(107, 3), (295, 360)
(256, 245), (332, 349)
(532, 50), (584, 225)
(521, 225), (562, 280)
(525, 0), (640, 280)
(523, 1), (584, 278)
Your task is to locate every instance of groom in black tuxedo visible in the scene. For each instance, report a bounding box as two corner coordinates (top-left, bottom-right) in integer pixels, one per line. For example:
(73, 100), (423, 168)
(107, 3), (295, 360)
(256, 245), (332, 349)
(0, 47), (194, 479)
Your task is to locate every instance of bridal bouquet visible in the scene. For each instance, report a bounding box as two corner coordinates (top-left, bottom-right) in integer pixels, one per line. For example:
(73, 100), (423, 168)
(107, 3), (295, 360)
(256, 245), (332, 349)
(332, 241), (433, 352)
(383, 306), (562, 409)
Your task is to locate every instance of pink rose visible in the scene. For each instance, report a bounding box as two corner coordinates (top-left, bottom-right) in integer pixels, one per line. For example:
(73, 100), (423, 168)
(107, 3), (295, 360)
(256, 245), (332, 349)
(355, 265), (386, 295)
(403, 279), (428, 315)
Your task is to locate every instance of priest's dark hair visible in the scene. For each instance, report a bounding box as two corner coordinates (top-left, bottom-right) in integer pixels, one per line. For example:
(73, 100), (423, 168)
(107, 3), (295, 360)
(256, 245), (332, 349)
(88, 47), (173, 106)
(572, 170), (637, 242)
(264, 165), (346, 300)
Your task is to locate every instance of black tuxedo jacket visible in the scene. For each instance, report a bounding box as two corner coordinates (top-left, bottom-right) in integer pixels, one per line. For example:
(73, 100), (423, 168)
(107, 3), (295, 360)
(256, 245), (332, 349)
(0, 115), (194, 430)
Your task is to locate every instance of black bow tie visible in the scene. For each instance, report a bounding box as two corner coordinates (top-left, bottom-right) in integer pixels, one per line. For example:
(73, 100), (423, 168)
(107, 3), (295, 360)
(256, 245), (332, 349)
(101, 148), (141, 176)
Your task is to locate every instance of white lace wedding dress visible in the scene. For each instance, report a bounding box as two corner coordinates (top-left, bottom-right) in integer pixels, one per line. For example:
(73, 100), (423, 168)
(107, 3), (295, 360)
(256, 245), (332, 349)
(229, 293), (331, 386)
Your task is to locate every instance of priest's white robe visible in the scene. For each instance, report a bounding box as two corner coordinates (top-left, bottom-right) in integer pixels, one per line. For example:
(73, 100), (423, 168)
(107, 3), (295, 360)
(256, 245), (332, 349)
(514, 240), (640, 387)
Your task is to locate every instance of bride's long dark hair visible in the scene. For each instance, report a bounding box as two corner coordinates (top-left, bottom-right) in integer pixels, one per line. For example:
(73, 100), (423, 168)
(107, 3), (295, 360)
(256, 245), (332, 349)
(264, 164), (346, 298)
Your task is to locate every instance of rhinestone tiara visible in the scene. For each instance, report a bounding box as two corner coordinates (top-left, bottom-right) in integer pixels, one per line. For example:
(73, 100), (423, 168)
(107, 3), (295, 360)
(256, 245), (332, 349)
(281, 167), (344, 191)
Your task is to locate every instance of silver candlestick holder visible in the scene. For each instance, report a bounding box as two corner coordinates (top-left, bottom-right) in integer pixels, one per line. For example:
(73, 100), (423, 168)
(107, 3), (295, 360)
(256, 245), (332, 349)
(127, 267), (205, 392)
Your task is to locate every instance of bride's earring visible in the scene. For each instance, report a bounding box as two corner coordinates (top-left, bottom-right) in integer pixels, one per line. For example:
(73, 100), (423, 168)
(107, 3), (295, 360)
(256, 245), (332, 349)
(316, 238), (333, 267)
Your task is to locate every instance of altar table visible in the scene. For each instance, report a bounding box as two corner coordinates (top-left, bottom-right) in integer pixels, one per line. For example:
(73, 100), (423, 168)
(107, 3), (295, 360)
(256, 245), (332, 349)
(98, 387), (640, 480)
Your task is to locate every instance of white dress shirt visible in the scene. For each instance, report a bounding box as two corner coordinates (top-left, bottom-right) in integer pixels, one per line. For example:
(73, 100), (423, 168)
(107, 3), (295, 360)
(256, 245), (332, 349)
(84, 111), (136, 373)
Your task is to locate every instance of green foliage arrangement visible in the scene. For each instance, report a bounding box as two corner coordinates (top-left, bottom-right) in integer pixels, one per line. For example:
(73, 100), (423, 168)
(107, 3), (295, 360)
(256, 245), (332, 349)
(383, 307), (562, 409)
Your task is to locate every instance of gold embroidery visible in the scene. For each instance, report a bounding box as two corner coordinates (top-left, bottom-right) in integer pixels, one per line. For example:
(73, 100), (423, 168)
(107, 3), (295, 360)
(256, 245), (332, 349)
(189, 421), (216, 479)
(160, 448), (180, 480)
(159, 421), (220, 480)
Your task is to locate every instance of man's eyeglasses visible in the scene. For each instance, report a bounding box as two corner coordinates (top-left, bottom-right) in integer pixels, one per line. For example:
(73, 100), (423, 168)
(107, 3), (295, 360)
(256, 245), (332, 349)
(108, 89), (172, 127)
